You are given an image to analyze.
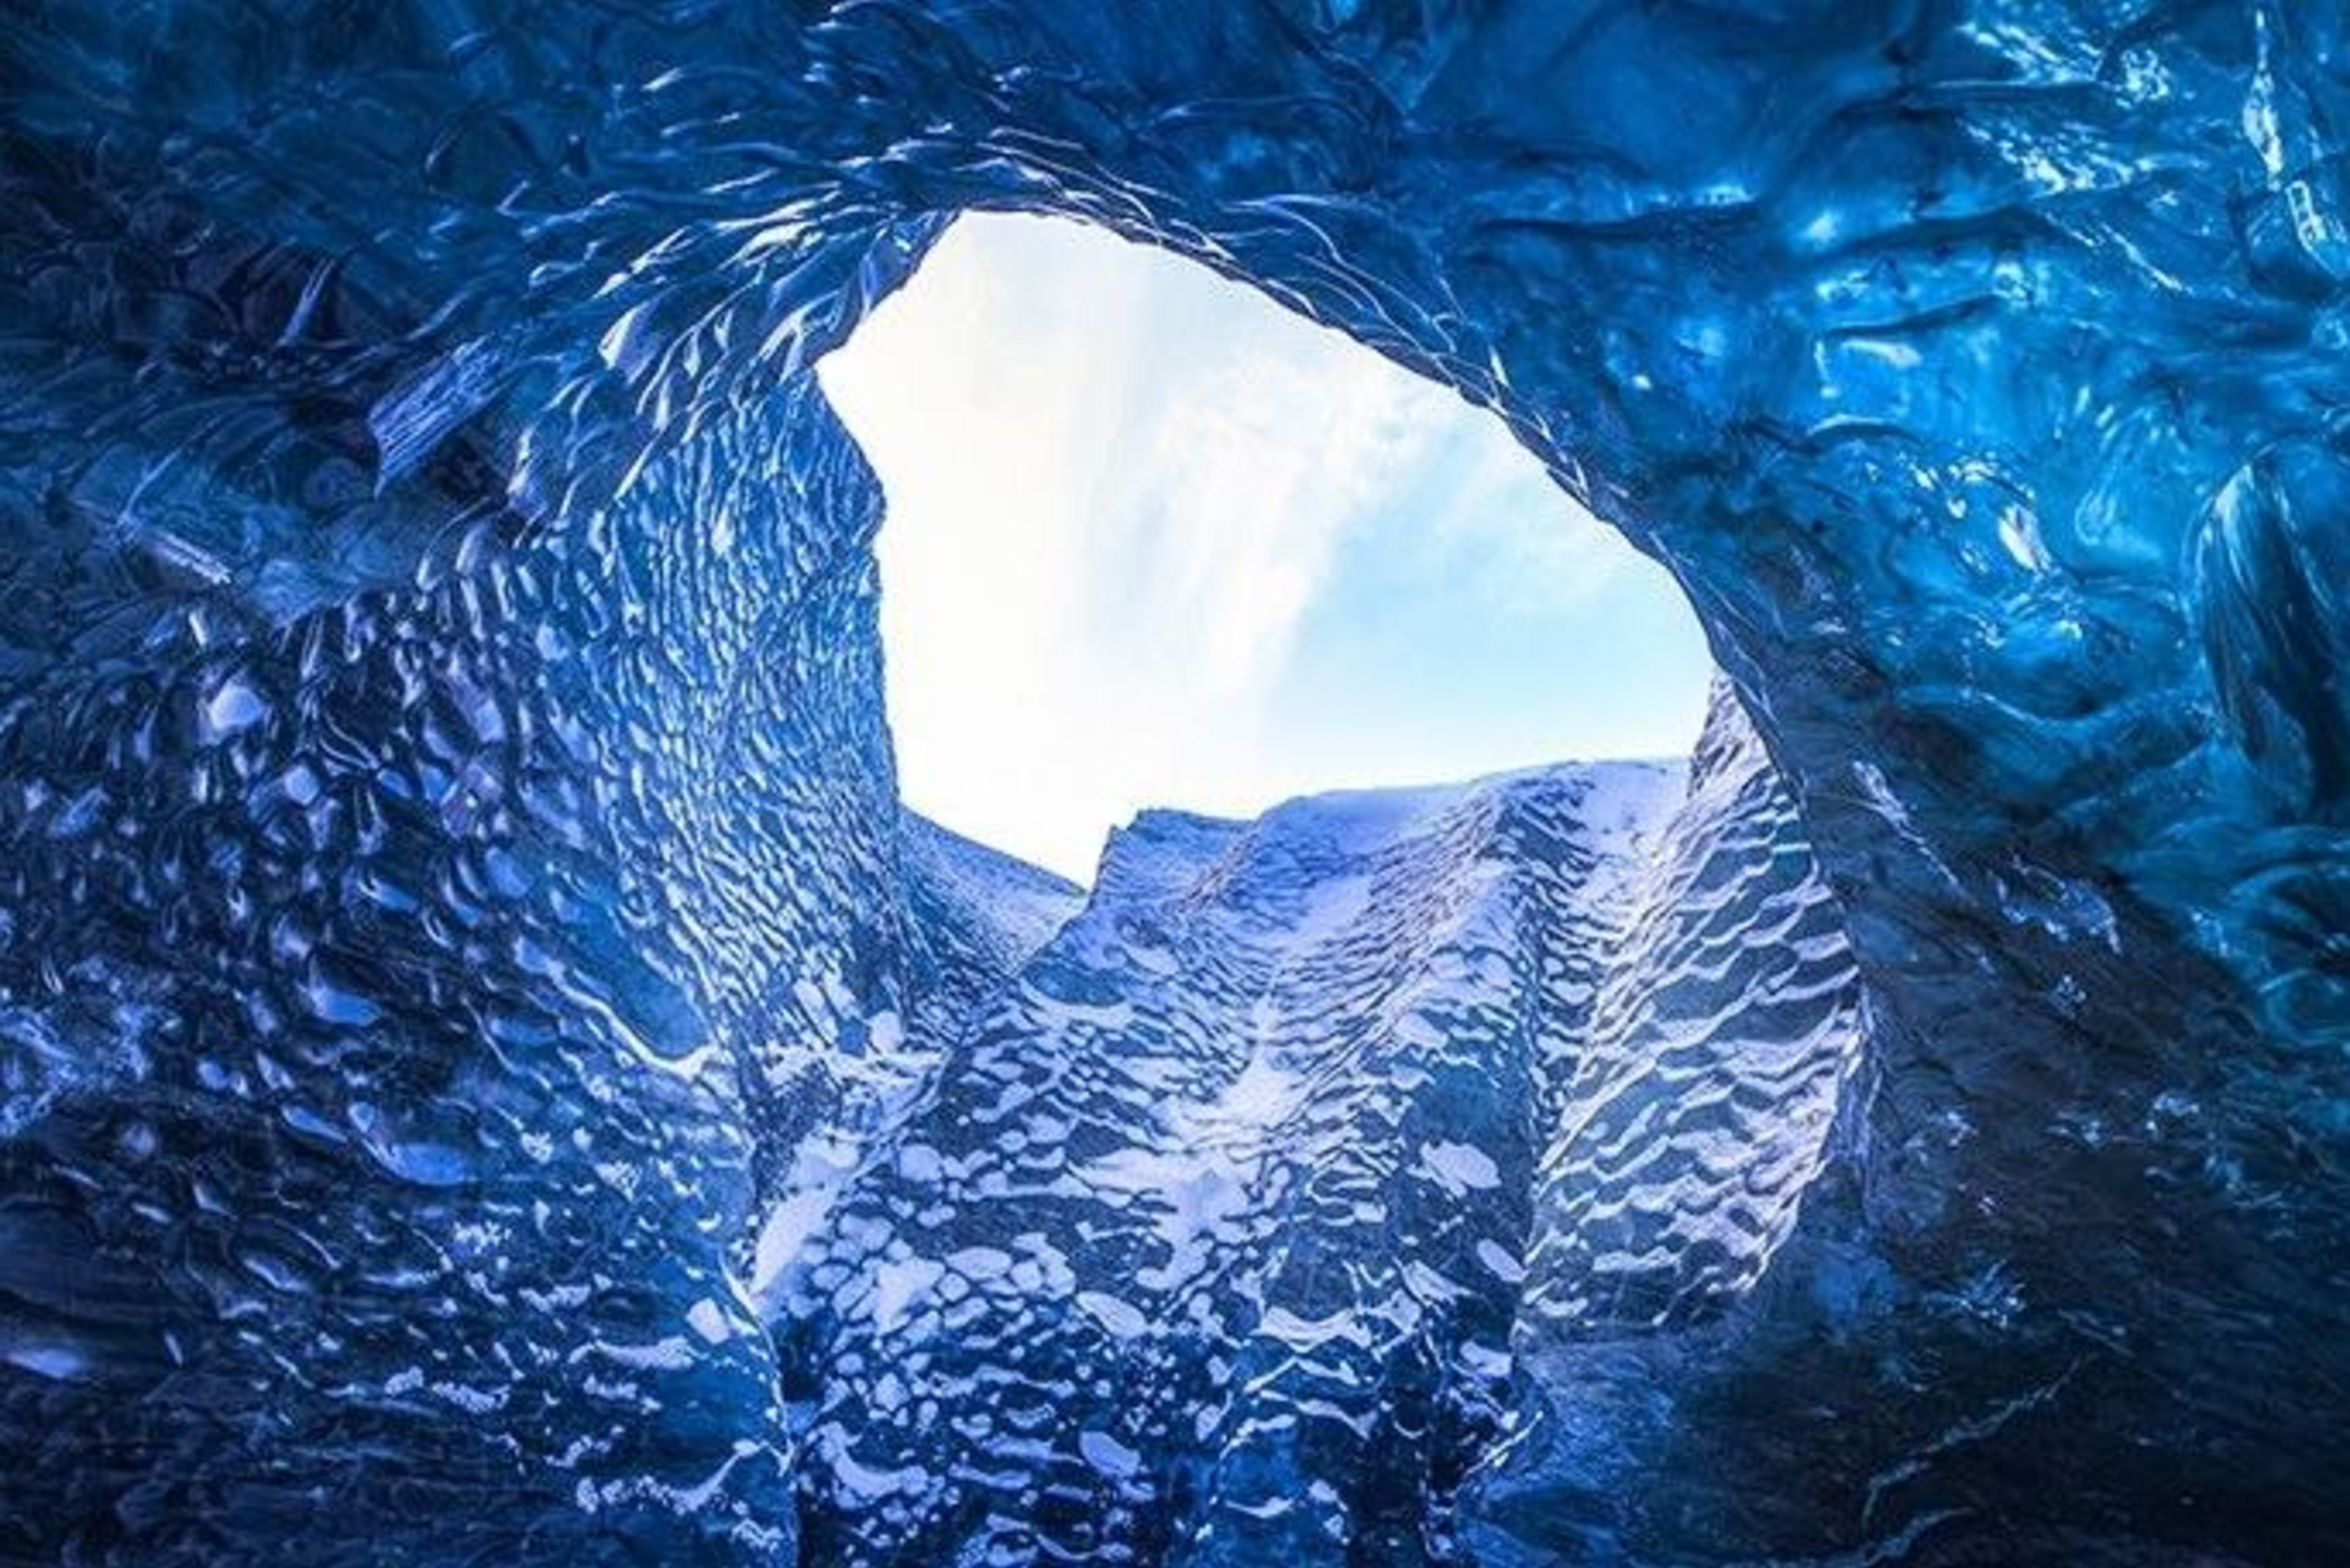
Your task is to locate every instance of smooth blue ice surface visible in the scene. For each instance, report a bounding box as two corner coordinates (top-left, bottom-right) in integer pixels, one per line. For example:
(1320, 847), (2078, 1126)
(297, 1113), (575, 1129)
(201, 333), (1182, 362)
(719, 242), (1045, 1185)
(1, 4), (2346, 1565)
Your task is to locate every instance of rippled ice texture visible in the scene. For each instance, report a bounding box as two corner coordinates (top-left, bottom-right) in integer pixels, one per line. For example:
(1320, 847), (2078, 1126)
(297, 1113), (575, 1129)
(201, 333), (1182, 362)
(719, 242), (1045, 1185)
(2, 3), (2348, 1565)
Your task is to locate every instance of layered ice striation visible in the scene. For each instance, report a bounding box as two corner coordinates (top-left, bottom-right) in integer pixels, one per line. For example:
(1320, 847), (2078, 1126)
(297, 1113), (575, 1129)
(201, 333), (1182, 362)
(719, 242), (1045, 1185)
(5, 1), (2350, 1563)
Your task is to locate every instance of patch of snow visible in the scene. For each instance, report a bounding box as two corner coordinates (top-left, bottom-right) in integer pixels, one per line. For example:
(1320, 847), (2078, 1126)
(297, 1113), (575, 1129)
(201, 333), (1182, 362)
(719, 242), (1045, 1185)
(869, 1257), (944, 1333)
(686, 1297), (733, 1345)
(1419, 1140), (1502, 1194)
(583, 1335), (698, 1372)
(1475, 1239), (1526, 1283)
(1076, 1291), (1151, 1340)
(1079, 1430), (1142, 1479)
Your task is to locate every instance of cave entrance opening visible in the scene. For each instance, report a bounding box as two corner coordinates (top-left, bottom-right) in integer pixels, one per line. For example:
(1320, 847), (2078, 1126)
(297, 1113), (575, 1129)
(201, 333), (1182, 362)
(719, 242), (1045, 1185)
(818, 212), (1715, 883)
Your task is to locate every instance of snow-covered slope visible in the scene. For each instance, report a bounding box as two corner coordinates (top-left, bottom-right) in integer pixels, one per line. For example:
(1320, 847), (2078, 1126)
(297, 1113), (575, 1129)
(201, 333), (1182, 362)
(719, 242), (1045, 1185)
(747, 811), (1083, 1315)
(773, 687), (1853, 1564)
(900, 808), (1087, 1012)
(1523, 682), (1864, 1342)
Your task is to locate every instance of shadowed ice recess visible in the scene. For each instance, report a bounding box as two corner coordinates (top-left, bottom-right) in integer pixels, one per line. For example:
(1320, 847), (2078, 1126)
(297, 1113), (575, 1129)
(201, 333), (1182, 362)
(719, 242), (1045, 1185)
(2, 4), (2348, 1566)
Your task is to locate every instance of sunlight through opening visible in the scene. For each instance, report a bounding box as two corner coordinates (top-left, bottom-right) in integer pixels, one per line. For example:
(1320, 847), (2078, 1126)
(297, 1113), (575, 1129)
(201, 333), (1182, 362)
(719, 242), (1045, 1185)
(821, 214), (1714, 880)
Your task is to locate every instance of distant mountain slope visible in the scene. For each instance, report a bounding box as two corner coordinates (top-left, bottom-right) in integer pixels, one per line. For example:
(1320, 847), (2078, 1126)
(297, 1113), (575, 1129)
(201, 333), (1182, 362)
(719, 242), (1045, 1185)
(774, 687), (1859, 1564)
(900, 808), (1087, 1010)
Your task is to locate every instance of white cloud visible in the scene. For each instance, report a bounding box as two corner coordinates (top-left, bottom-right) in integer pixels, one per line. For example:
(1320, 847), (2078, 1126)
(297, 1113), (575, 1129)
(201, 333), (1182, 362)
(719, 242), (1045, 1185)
(1099, 313), (1438, 696)
(819, 214), (1703, 879)
(1411, 424), (1637, 614)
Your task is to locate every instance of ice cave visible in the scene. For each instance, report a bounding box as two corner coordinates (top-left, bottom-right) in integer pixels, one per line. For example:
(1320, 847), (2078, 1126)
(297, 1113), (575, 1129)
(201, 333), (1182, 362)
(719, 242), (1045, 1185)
(2, 4), (2348, 1566)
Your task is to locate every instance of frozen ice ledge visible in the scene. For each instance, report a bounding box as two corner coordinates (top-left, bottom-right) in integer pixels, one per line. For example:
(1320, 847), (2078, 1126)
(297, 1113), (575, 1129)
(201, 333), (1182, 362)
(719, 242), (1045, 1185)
(1, 3), (2347, 1564)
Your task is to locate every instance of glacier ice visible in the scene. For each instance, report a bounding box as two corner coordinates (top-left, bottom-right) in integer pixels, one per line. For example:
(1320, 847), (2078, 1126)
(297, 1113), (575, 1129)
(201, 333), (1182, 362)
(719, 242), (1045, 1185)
(3, 2), (2349, 1564)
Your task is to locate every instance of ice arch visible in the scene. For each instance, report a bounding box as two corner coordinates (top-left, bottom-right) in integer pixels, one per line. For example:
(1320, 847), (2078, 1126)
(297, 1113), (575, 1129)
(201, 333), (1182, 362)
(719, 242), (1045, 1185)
(1, 3), (2346, 1564)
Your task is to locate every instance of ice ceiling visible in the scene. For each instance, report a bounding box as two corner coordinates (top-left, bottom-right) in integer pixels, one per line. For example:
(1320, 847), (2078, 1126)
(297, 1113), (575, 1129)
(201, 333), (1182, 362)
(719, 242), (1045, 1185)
(1, 2), (2347, 1565)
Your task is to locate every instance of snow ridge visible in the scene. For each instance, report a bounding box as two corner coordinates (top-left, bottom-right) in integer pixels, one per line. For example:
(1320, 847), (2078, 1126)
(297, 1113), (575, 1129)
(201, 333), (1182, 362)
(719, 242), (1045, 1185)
(777, 694), (1848, 1564)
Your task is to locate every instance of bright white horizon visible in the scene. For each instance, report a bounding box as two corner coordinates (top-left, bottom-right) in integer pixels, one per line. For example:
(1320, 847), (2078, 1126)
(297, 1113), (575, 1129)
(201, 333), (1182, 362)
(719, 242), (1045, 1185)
(819, 215), (1711, 881)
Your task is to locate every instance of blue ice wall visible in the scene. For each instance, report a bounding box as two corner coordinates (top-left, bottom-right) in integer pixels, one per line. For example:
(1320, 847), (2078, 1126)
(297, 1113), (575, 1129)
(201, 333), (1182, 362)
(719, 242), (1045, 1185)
(2, 2), (2348, 1563)
(0, 364), (912, 1558)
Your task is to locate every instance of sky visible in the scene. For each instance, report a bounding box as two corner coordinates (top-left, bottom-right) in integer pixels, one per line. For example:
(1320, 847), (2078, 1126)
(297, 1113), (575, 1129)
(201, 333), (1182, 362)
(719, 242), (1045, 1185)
(819, 214), (1713, 881)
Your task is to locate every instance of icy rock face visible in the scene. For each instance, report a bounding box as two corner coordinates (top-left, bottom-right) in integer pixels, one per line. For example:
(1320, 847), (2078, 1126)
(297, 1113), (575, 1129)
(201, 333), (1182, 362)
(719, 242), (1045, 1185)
(5, 1), (2350, 1562)
(780, 760), (1687, 1565)
(1520, 682), (1865, 1345)
(1487, 682), (1868, 1559)
(896, 810), (1087, 1025)
(0, 377), (910, 1561)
